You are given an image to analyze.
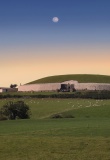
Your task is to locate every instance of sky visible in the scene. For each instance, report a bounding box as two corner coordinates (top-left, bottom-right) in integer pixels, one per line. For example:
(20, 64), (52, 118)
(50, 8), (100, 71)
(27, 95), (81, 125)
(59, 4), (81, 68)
(0, 0), (110, 87)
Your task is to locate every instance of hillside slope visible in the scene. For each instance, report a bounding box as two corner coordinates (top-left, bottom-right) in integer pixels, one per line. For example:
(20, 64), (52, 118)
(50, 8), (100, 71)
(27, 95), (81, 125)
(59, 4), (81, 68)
(27, 74), (110, 84)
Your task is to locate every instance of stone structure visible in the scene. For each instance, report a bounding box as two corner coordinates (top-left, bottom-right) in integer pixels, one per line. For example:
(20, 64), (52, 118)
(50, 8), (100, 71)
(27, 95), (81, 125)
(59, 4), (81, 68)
(75, 82), (110, 91)
(18, 80), (110, 92)
(0, 87), (18, 93)
(18, 83), (61, 92)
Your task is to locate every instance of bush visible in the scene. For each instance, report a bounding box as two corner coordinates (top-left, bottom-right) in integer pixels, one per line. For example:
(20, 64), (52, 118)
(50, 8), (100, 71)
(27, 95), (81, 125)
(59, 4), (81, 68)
(0, 101), (31, 120)
(51, 114), (63, 119)
(64, 115), (75, 118)
(0, 111), (7, 121)
(51, 113), (75, 119)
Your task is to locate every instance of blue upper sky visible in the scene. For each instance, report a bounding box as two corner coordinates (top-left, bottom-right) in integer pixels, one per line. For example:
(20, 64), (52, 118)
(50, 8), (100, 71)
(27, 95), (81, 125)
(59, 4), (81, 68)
(0, 0), (110, 27)
(0, 0), (110, 48)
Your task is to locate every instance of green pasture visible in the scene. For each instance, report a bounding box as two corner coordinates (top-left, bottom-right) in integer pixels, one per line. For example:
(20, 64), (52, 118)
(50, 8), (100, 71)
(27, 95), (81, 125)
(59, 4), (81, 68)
(0, 98), (110, 160)
(0, 98), (110, 119)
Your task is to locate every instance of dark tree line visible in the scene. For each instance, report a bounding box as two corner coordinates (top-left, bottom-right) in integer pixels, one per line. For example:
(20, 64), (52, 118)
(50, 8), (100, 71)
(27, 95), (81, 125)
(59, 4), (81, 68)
(0, 90), (110, 99)
(10, 84), (17, 88)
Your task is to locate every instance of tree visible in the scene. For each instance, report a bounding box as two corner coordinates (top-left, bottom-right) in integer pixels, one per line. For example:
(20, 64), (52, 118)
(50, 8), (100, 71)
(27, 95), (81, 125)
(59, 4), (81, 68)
(10, 84), (17, 88)
(0, 101), (31, 120)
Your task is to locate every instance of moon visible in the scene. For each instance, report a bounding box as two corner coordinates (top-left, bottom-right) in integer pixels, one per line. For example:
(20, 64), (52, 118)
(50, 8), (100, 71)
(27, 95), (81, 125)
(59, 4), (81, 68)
(52, 17), (59, 23)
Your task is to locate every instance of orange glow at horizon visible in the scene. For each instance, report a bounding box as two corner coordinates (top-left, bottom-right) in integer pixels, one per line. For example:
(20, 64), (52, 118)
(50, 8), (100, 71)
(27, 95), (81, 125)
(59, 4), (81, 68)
(0, 45), (110, 86)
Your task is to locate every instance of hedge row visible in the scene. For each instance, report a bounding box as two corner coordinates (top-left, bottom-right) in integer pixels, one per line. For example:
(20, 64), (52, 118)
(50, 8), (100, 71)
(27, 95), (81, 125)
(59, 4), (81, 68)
(0, 90), (110, 99)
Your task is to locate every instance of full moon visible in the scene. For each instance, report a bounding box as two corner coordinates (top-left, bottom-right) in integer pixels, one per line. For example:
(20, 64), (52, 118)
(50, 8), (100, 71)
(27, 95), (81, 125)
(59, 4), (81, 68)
(52, 17), (59, 23)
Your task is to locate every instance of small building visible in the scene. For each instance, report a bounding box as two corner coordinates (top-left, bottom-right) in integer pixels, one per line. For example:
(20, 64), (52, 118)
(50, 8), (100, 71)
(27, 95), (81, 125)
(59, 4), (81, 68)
(0, 87), (18, 93)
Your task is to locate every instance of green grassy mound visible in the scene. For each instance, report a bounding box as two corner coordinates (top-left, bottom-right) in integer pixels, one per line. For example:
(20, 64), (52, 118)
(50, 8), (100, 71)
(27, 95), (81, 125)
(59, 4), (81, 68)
(27, 74), (110, 84)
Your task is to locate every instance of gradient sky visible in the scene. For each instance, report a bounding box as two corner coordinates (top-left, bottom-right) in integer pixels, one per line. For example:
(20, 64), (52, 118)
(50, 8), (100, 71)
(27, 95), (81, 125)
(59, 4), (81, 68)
(0, 0), (110, 87)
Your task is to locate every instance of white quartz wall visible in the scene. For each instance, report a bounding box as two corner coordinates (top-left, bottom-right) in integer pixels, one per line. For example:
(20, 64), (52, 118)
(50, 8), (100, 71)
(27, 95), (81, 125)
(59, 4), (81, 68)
(61, 80), (78, 85)
(18, 83), (61, 92)
(74, 83), (110, 91)
(18, 81), (110, 92)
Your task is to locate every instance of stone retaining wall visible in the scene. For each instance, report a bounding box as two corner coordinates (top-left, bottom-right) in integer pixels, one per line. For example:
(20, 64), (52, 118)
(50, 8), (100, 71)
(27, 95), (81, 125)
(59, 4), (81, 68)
(18, 80), (110, 92)
(75, 83), (110, 91)
(18, 83), (61, 92)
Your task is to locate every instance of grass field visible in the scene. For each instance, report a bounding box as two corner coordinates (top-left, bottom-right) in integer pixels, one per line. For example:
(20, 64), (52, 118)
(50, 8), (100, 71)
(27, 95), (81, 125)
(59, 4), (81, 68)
(0, 98), (110, 160)
(27, 74), (110, 84)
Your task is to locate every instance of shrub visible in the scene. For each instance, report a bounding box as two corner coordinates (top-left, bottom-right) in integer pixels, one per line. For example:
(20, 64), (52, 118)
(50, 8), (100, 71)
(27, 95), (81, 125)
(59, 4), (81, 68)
(0, 101), (31, 120)
(64, 115), (75, 118)
(0, 111), (7, 121)
(51, 114), (75, 119)
(51, 114), (63, 119)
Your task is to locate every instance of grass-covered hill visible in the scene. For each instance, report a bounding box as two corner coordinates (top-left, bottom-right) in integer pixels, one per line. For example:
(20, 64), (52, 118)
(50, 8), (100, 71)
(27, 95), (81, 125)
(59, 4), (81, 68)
(27, 74), (110, 84)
